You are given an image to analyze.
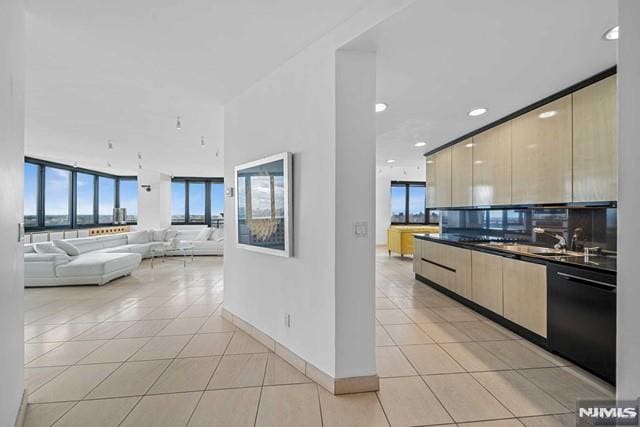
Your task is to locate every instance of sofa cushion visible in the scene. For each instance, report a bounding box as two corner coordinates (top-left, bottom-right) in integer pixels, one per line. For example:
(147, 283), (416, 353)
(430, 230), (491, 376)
(151, 228), (169, 242)
(54, 240), (82, 256)
(34, 242), (69, 256)
(56, 253), (141, 277)
(127, 230), (149, 244)
(24, 244), (36, 254)
(60, 237), (104, 254)
(194, 228), (212, 241)
(99, 234), (128, 249)
(94, 245), (131, 254)
(209, 228), (224, 242)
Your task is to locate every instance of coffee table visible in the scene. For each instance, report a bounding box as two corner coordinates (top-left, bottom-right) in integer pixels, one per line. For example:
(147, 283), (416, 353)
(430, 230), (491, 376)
(150, 243), (195, 268)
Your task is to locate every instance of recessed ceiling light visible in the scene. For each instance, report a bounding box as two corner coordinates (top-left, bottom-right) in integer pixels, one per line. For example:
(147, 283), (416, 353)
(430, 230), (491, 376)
(465, 143), (474, 148)
(468, 107), (487, 117)
(386, 159), (396, 164)
(603, 25), (619, 41)
(426, 160), (434, 164)
(375, 103), (388, 113)
(538, 110), (557, 119)
(414, 141), (426, 147)
(474, 160), (484, 165)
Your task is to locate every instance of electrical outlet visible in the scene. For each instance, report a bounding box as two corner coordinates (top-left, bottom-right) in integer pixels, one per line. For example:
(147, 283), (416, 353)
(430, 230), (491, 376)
(284, 313), (291, 328)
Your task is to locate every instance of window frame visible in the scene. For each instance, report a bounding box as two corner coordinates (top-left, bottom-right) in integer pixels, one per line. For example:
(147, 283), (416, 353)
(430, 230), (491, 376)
(390, 180), (437, 225)
(171, 176), (224, 227)
(24, 157), (138, 231)
(117, 177), (139, 224)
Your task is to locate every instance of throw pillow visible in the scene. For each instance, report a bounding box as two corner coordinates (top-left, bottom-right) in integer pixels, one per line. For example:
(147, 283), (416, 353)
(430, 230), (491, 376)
(151, 228), (168, 242)
(209, 228), (224, 242)
(34, 242), (68, 256)
(194, 228), (212, 241)
(165, 229), (178, 242)
(128, 230), (150, 244)
(53, 240), (81, 257)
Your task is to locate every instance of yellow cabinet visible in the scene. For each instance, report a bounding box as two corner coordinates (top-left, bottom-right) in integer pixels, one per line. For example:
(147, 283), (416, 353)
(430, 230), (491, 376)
(425, 155), (436, 208)
(387, 225), (439, 257)
(472, 122), (512, 206)
(451, 139), (473, 207)
(502, 258), (547, 337)
(471, 251), (503, 315)
(511, 95), (573, 204)
(573, 75), (617, 202)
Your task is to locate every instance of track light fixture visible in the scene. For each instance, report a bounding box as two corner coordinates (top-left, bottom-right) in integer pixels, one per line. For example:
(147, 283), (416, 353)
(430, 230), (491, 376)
(176, 116), (182, 130)
(107, 139), (113, 150)
(201, 136), (205, 147)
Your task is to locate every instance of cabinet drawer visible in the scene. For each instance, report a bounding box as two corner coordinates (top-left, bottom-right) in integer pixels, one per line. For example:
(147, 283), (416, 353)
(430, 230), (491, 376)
(422, 259), (455, 290)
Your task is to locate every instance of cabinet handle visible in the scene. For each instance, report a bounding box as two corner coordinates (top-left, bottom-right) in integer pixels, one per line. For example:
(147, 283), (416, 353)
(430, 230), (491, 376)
(556, 272), (616, 290)
(422, 258), (456, 273)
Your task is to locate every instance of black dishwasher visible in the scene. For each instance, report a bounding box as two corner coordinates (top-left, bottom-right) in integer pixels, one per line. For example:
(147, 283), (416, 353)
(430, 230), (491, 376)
(547, 264), (616, 384)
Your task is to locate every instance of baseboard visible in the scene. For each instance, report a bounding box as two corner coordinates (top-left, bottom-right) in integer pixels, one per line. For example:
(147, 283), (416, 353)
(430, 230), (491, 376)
(14, 389), (27, 427)
(221, 308), (379, 395)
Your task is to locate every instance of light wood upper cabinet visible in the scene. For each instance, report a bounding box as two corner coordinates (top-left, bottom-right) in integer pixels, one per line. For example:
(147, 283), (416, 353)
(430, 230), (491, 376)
(573, 75), (617, 202)
(511, 95), (573, 204)
(472, 123), (512, 206)
(502, 258), (547, 337)
(425, 155), (436, 208)
(471, 251), (503, 315)
(451, 139), (473, 207)
(434, 147), (452, 208)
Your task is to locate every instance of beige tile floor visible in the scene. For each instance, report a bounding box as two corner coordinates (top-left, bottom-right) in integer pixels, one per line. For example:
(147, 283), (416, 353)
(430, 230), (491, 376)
(22, 251), (614, 427)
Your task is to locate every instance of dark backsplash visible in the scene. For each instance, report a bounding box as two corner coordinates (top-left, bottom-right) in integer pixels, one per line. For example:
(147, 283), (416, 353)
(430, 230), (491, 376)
(440, 207), (617, 251)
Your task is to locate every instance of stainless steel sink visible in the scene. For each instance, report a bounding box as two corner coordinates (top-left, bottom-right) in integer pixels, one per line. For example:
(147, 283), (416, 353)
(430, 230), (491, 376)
(477, 243), (583, 258)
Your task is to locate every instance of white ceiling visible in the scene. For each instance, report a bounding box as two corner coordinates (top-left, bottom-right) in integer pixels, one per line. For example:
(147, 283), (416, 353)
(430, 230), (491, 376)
(344, 0), (618, 180)
(24, 0), (369, 176)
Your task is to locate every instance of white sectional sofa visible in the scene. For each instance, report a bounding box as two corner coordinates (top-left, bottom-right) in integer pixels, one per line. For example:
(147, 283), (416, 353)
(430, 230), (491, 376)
(24, 227), (224, 287)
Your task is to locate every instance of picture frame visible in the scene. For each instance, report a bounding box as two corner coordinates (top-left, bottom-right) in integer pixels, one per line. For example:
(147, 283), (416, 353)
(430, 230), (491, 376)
(234, 152), (293, 257)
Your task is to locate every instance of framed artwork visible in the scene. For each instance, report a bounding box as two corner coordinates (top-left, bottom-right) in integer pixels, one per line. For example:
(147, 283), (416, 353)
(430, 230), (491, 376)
(234, 152), (292, 257)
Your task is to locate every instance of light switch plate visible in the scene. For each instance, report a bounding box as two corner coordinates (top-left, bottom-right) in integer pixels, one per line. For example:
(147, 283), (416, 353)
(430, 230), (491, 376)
(353, 221), (368, 238)
(225, 187), (234, 197)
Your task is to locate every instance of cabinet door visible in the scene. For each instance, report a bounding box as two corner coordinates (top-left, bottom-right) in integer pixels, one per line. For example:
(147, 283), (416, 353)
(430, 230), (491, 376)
(511, 95), (572, 204)
(451, 139), (473, 207)
(434, 147), (452, 208)
(502, 258), (547, 337)
(573, 75), (617, 202)
(426, 155), (436, 208)
(471, 251), (503, 315)
(413, 238), (422, 276)
(472, 122), (512, 206)
(448, 246), (472, 299)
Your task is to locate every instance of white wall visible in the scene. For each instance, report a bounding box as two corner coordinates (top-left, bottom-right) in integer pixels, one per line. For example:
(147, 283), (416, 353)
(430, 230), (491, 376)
(223, 0), (414, 378)
(617, 0), (640, 399)
(137, 169), (172, 229)
(334, 50), (376, 378)
(375, 168), (425, 245)
(0, 0), (25, 423)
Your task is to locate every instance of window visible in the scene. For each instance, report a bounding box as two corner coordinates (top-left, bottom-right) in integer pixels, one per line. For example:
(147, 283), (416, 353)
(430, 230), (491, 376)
(44, 167), (71, 227)
(76, 173), (95, 225)
(172, 178), (224, 225)
(171, 181), (186, 223)
(210, 182), (224, 226)
(24, 157), (139, 230)
(390, 185), (407, 223)
(188, 182), (206, 223)
(390, 181), (433, 225)
(24, 163), (39, 227)
(118, 179), (138, 222)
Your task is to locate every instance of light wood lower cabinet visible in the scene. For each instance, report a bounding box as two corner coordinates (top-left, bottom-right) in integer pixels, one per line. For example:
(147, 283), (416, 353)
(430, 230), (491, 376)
(471, 251), (504, 315)
(413, 240), (548, 337)
(502, 257), (548, 338)
(416, 240), (471, 299)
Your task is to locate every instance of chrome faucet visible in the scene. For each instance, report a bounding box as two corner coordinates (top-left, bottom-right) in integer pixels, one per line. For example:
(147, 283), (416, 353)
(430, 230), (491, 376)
(533, 227), (567, 251)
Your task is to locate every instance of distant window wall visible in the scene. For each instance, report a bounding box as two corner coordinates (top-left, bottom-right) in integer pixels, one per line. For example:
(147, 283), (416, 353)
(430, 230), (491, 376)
(23, 157), (137, 230)
(171, 177), (224, 226)
(390, 181), (437, 225)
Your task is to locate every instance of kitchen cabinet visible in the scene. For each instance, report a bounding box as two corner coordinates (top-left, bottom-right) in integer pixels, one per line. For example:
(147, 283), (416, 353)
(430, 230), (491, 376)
(573, 75), (617, 202)
(472, 122), (512, 206)
(433, 147), (452, 208)
(451, 139), (473, 207)
(417, 239), (471, 298)
(502, 257), (547, 337)
(425, 155), (436, 208)
(511, 95), (573, 204)
(471, 251), (503, 315)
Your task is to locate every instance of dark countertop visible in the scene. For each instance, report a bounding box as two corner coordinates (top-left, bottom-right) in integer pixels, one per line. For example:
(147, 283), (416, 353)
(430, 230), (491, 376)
(415, 233), (617, 274)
